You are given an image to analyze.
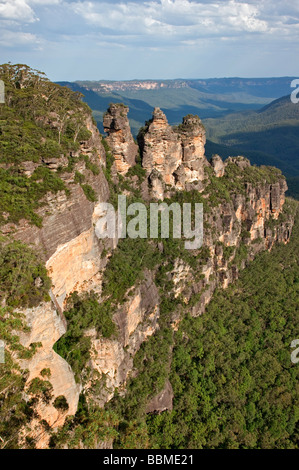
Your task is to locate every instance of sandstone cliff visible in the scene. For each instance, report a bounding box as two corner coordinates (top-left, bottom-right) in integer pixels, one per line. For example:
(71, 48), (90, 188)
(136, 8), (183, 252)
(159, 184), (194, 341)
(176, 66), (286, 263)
(1, 92), (296, 448)
(103, 103), (138, 176)
(138, 108), (208, 198)
(18, 302), (80, 448)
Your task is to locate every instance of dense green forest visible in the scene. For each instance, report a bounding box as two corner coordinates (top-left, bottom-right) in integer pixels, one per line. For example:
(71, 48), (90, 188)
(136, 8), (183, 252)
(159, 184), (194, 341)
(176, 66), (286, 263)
(106, 201), (299, 449)
(49, 197), (299, 449)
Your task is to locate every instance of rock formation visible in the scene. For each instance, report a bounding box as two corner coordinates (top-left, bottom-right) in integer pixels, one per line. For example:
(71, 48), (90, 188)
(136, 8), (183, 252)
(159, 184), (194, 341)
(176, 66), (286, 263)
(170, 164), (293, 317)
(140, 107), (182, 188)
(88, 272), (160, 405)
(174, 114), (208, 189)
(103, 103), (138, 175)
(146, 380), (174, 414)
(211, 154), (225, 177)
(138, 108), (209, 198)
(18, 302), (81, 449)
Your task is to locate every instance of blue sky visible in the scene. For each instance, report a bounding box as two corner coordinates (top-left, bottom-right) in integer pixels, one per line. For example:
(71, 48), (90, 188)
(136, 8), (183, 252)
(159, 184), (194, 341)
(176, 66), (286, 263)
(0, 0), (298, 81)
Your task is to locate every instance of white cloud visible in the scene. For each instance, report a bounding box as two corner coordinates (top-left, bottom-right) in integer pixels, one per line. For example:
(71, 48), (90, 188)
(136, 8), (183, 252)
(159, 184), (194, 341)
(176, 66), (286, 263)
(0, 0), (37, 22)
(0, 0), (298, 79)
(28, 0), (61, 4)
(0, 0), (61, 24)
(0, 28), (39, 46)
(71, 0), (269, 41)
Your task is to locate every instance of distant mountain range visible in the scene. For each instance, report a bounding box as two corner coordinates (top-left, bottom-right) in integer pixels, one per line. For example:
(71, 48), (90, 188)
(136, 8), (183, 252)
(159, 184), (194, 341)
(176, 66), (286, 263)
(58, 77), (296, 134)
(204, 95), (299, 172)
(58, 77), (299, 198)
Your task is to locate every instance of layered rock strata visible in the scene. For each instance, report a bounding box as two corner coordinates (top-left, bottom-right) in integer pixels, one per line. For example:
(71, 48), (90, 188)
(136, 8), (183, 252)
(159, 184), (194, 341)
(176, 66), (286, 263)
(103, 103), (138, 175)
(139, 108), (208, 198)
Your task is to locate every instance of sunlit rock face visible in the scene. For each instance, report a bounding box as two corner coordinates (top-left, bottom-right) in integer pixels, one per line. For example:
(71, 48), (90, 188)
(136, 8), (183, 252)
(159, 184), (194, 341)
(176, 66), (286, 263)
(138, 108), (209, 198)
(87, 272), (160, 405)
(18, 302), (81, 449)
(140, 107), (182, 189)
(103, 103), (138, 175)
(210, 154), (225, 178)
(46, 199), (117, 311)
(174, 114), (208, 189)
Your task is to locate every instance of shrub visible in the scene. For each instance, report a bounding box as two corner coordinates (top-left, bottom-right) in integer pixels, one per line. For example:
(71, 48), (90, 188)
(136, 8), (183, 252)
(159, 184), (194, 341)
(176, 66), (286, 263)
(0, 239), (51, 308)
(81, 184), (97, 202)
(53, 395), (69, 412)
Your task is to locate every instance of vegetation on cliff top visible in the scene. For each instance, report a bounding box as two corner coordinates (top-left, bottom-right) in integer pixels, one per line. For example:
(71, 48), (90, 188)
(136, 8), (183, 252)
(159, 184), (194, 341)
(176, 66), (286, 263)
(0, 64), (98, 226)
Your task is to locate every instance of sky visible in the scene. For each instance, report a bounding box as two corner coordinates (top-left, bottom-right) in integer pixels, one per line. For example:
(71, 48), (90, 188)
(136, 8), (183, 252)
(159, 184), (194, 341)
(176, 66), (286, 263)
(0, 0), (298, 81)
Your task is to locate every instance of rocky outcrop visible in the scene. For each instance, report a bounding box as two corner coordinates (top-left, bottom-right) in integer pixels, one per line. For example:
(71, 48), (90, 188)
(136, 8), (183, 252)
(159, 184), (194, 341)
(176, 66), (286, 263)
(87, 272), (160, 405)
(226, 156), (251, 170)
(140, 108), (182, 189)
(46, 199), (117, 310)
(18, 302), (80, 448)
(138, 108), (208, 198)
(174, 114), (207, 190)
(103, 104), (138, 175)
(165, 163), (294, 318)
(210, 154), (225, 177)
(146, 380), (174, 414)
(11, 173), (108, 261)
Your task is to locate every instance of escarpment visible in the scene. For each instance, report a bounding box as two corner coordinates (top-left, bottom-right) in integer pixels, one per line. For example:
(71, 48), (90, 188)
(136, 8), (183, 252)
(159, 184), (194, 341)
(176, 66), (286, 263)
(0, 68), (297, 449)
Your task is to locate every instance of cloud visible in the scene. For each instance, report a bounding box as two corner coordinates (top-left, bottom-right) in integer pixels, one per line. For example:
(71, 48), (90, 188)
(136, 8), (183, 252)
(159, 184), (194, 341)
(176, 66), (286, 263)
(0, 0), (38, 22)
(0, 28), (39, 46)
(28, 0), (61, 4)
(0, 1), (298, 79)
(71, 0), (269, 41)
(0, 0), (61, 24)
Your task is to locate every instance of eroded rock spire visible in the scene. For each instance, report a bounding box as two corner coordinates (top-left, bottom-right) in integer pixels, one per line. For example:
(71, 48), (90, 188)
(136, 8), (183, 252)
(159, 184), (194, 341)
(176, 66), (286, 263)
(103, 103), (138, 175)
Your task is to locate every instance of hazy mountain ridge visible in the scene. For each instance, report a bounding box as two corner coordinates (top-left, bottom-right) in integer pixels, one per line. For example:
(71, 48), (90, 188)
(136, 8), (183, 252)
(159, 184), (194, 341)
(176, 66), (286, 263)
(204, 95), (299, 180)
(58, 77), (297, 136)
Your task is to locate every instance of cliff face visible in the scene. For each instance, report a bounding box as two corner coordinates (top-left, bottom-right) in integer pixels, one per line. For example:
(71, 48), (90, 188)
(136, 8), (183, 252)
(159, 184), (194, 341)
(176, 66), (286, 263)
(87, 272), (160, 405)
(171, 165), (292, 317)
(18, 302), (81, 449)
(2, 96), (296, 448)
(139, 108), (208, 198)
(103, 104), (138, 175)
